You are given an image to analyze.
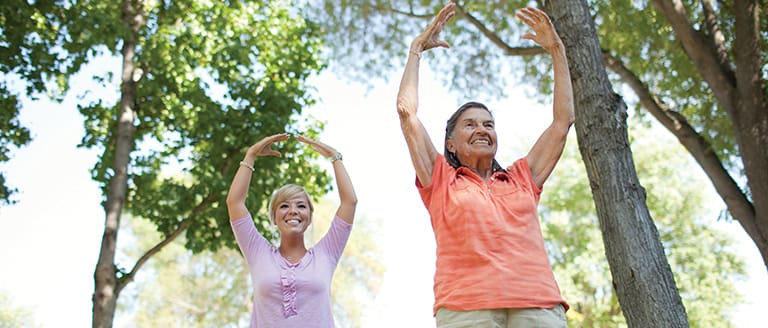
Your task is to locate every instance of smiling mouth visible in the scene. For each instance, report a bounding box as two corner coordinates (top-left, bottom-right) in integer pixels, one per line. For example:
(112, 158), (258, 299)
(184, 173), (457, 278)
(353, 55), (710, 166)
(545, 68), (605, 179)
(285, 218), (302, 225)
(471, 139), (491, 145)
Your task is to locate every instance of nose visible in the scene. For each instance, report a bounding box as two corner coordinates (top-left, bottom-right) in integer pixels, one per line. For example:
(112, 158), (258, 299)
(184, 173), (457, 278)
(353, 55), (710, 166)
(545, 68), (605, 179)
(475, 125), (491, 135)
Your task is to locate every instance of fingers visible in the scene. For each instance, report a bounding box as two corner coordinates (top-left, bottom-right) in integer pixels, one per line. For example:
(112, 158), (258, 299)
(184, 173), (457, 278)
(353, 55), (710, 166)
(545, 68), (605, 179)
(432, 3), (455, 33)
(294, 134), (315, 145)
(249, 133), (288, 158)
(521, 33), (534, 42)
(247, 133), (339, 161)
(264, 149), (281, 157)
(516, 7), (550, 24)
(295, 134), (336, 158)
(415, 2), (455, 51)
(516, 6), (561, 50)
(516, 7), (552, 30)
(267, 133), (290, 143)
(264, 133), (290, 155)
(435, 2), (455, 22)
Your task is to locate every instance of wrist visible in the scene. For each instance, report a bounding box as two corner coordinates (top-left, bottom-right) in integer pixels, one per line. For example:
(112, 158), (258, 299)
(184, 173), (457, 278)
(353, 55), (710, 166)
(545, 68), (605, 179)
(409, 44), (423, 58)
(330, 152), (343, 163)
(239, 161), (255, 172)
(545, 40), (565, 54)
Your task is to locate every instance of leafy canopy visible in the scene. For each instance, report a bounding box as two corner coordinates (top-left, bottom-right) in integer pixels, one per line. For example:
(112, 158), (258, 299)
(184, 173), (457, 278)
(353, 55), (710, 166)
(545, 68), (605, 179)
(11, 0), (331, 252)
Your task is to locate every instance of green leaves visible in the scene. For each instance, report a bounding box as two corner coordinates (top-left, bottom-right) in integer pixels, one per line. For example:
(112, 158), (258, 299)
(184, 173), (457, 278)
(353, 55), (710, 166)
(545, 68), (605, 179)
(101, 0), (329, 253)
(0, 87), (30, 205)
(0, 1), (63, 204)
(592, 0), (738, 165)
(5, 0), (328, 251)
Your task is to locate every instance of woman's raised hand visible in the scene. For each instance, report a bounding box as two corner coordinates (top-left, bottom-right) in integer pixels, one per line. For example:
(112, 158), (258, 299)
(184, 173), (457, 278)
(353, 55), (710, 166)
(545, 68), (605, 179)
(516, 7), (563, 53)
(295, 135), (338, 159)
(245, 133), (290, 159)
(411, 2), (456, 54)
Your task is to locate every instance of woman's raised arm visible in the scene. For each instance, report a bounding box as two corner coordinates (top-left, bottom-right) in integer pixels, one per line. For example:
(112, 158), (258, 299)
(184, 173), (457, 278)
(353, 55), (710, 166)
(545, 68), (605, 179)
(395, 2), (456, 186)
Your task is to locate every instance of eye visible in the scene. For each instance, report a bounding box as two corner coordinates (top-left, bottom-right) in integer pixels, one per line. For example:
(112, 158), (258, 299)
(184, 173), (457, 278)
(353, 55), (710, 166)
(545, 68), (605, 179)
(298, 204), (307, 209)
(279, 204), (289, 209)
(484, 122), (495, 129)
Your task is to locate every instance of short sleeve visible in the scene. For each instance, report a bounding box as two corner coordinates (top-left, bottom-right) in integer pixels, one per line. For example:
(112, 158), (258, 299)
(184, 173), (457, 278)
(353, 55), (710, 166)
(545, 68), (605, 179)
(314, 216), (352, 264)
(230, 215), (270, 265)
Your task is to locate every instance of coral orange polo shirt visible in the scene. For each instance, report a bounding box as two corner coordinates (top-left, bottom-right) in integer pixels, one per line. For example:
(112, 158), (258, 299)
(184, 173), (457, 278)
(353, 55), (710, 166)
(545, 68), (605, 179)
(417, 154), (568, 315)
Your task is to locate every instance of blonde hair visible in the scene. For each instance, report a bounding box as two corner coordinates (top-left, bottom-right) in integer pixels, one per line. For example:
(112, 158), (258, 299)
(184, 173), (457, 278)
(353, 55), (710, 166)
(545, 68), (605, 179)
(268, 184), (314, 224)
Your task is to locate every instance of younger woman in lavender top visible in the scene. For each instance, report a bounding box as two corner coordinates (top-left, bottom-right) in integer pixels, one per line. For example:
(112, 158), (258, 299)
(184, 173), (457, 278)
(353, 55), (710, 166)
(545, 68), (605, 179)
(226, 133), (357, 328)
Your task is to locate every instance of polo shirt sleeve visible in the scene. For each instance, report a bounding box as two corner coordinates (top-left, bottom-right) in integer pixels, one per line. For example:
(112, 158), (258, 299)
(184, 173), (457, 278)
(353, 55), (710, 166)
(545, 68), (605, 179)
(416, 153), (451, 208)
(508, 158), (543, 202)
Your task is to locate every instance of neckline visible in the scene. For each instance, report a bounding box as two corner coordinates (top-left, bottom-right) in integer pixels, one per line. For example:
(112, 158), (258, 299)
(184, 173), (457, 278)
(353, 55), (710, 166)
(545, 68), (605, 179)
(278, 247), (310, 266)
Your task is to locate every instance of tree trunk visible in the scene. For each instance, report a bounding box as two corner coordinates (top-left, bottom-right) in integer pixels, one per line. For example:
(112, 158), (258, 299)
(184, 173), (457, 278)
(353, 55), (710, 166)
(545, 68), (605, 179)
(731, 0), (768, 270)
(91, 1), (143, 327)
(545, 0), (689, 326)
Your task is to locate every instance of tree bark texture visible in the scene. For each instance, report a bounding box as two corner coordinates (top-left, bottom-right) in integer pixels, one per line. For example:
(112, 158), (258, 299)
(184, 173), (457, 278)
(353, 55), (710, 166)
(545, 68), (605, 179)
(545, 0), (689, 326)
(91, 0), (143, 327)
(730, 0), (768, 270)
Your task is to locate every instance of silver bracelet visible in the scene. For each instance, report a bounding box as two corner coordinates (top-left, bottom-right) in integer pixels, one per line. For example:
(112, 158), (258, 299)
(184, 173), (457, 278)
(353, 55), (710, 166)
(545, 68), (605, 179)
(331, 152), (343, 163)
(239, 161), (255, 172)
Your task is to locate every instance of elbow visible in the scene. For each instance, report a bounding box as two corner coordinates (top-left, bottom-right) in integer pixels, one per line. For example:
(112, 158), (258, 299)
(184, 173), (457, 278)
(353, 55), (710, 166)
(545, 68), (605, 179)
(346, 193), (359, 208)
(225, 196), (235, 210)
(557, 105), (576, 127)
(225, 193), (241, 209)
(396, 97), (414, 120)
(554, 113), (575, 130)
(342, 192), (358, 212)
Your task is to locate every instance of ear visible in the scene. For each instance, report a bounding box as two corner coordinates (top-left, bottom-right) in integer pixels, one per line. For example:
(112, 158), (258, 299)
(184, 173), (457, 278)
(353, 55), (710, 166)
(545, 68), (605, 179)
(446, 139), (456, 153)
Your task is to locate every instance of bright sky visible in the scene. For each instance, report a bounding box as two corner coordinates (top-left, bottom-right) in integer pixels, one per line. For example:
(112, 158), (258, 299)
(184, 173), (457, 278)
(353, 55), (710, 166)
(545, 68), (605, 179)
(0, 55), (766, 327)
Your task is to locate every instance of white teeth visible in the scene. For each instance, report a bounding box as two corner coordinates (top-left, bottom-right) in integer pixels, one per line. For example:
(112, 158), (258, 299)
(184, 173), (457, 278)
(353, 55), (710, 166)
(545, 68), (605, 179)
(472, 140), (490, 145)
(285, 219), (301, 225)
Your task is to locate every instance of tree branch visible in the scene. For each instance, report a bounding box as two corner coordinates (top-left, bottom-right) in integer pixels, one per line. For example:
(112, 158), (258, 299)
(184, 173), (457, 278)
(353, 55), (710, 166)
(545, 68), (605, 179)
(700, 0), (730, 65)
(384, 6), (433, 19)
(454, 1), (545, 56)
(115, 219), (190, 294)
(115, 192), (216, 294)
(651, 0), (737, 114)
(602, 51), (760, 238)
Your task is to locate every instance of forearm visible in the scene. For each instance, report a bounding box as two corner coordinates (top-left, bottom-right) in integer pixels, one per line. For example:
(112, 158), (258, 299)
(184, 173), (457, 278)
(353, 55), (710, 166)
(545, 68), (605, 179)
(396, 47), (422, 120)
(550, 43), (575, 127)
(526, 43), (575, 186)
(332, 160), (357, 223)
(226, 159), (255, 220)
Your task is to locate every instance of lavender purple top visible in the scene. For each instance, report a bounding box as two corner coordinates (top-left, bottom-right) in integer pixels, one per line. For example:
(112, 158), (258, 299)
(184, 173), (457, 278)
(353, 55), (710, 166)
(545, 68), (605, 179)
(231, 215), (352, 328)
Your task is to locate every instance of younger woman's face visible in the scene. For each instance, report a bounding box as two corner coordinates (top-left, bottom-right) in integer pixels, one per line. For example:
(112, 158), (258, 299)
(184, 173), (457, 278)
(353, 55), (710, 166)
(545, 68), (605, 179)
(274, 194), (312, 236)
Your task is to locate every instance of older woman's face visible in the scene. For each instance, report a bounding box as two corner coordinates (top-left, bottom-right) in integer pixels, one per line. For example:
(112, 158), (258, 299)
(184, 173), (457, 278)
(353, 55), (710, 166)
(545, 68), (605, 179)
(446, 107), (497, 164)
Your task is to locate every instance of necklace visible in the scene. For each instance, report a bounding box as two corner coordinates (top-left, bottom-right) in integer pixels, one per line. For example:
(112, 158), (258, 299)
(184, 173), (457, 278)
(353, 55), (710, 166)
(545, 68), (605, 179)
(280, 247), (305, 262)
